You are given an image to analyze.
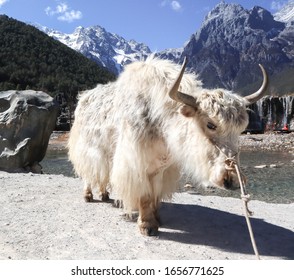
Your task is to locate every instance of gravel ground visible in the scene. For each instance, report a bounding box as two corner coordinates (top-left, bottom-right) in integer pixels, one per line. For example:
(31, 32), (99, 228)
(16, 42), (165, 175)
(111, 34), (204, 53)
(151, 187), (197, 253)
(48, 131), (294, 152)
(239, 132), (294, 152)
(0, 132), (293, 260)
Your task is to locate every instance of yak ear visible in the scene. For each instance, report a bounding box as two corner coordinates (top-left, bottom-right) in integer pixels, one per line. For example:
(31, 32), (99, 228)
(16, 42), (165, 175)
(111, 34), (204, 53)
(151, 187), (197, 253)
(180, 105), (197, 118)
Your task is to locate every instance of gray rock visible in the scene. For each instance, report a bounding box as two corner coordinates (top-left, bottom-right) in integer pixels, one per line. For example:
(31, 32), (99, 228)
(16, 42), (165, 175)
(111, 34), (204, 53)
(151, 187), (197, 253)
(0, 90), (59, 172)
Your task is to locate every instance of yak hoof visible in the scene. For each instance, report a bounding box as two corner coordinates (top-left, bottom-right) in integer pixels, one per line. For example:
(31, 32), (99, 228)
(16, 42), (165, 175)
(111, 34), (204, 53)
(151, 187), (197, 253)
(101, 192), (110, 202)
(140, 225), (158, 236)
(113, 199), (123, 208)
(84, 192), (93, 203)
(139, 221), (159, 236)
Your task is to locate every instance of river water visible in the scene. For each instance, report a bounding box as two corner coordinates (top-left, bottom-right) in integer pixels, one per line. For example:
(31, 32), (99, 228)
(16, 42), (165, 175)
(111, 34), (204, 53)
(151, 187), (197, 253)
(42, 149), (294, 204)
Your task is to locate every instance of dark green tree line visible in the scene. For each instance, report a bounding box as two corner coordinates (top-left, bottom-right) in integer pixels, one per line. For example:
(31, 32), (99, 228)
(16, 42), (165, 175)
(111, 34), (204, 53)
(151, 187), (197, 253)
(0, 15), (115, 98)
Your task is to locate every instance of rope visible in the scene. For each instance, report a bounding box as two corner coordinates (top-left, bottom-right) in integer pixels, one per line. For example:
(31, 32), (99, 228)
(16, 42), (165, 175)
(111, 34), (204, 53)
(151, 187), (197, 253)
(225, 157), (261, 260)
(212, 141), (260, 259)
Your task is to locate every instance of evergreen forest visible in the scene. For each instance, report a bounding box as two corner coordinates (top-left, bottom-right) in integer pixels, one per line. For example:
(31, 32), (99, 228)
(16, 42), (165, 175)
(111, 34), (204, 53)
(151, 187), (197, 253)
(0, 15), (115, 98)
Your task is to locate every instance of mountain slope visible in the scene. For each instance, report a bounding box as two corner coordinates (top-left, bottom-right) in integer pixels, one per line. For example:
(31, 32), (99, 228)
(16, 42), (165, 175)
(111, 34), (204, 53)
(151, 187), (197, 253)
(35, 24), (152, 75)
(0, 15), (115, 95)
(31, 2), (293, 96)
(181, 2), (293, 96)
(274, 0), (294, 25)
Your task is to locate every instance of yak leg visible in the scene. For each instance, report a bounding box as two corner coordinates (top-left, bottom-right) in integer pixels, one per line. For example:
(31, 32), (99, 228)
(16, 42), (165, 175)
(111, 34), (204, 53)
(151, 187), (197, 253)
(99, 180), (110, 202)
(138, 195), (159, 236)
(83, 180), (109, 202)
(83, 182), (93, 202)
(137, 169), (166, 235)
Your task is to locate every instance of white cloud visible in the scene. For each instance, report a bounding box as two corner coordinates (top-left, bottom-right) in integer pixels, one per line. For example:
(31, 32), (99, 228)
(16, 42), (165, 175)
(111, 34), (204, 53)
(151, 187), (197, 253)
(271, 0), (287, 11)
(45, 3), (69, 16)
(58, 10), (82, 23)
(45, 1), (82, 22)
(171, 1), (181, 11)
(160, 0), (182, 12)
(0, 0), (9, 8)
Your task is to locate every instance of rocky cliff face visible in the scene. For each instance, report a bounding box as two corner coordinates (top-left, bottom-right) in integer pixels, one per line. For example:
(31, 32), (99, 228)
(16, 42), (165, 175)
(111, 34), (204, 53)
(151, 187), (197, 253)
(181, 2), (293, 96)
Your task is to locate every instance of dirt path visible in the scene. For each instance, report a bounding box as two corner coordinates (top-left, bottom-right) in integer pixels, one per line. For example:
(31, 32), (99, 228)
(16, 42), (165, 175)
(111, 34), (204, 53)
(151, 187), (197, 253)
(0, 171), (293, 260)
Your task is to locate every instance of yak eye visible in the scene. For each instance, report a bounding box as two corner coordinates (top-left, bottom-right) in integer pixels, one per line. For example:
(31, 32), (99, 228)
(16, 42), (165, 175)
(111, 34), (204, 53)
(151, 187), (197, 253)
(207, 122), (217, 130)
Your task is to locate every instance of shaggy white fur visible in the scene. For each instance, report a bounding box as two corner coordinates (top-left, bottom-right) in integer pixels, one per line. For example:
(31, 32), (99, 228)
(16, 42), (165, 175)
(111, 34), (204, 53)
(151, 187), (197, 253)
(68, 56), (250, 234)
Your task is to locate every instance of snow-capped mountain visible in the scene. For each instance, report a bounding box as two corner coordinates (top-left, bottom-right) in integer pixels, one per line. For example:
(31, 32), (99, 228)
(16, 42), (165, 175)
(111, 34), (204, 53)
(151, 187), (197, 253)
(34, 24), (152, 75)
(274, 0), (294, 25)
(32, 1), (293, 95)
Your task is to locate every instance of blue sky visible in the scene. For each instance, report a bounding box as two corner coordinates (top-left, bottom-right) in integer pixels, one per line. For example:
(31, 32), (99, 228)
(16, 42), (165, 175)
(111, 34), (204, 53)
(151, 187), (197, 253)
(0, 0), (291, 51)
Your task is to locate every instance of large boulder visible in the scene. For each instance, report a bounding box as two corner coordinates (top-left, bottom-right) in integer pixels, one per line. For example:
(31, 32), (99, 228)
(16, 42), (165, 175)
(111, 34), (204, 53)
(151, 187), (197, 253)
(0, 90), (59, 172)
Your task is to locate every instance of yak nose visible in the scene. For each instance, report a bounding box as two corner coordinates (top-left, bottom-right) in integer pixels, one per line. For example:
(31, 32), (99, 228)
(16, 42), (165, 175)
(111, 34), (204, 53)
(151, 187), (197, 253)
(224, 176), (239, 190)
(224, 177), (232, 189)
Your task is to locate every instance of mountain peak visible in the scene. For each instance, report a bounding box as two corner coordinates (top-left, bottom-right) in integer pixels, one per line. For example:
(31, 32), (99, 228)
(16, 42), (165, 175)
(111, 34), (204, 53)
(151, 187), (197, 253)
(248, 5), (284, 31)
(183, 1), (292, 95)
(200, 3), (284, 35)
(74, 26), (84, 31)
(35, 23), (151, 75)
(204, 2), (244, 25)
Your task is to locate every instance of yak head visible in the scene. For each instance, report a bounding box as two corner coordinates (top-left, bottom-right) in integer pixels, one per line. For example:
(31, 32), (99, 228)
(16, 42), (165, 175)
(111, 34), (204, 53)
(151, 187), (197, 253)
(169, 57), (268, 190)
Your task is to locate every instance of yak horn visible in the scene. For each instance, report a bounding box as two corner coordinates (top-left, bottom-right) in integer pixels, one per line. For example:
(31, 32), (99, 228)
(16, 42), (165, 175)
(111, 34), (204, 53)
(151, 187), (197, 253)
(245, 64), (269, 104)
(168, 57), (197, 108)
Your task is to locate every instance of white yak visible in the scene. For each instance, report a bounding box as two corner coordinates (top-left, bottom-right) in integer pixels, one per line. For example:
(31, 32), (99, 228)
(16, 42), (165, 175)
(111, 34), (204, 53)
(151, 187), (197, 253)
(68, 56), (268, 235)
